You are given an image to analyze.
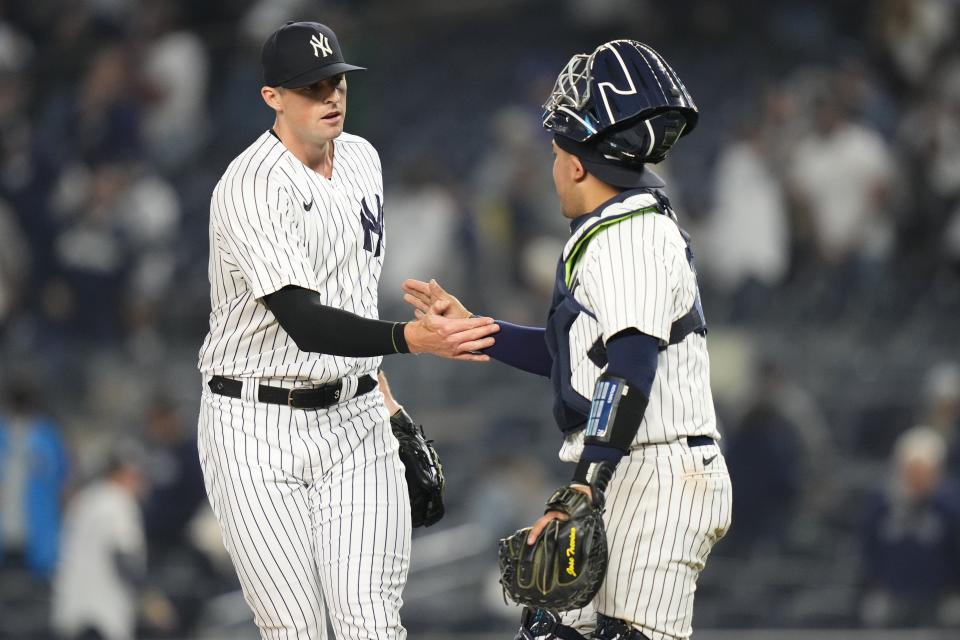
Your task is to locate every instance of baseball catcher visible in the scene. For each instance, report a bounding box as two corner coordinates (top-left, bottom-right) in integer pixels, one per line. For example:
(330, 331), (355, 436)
(390, 408), (445, 527)
(405, 39), (731, 640)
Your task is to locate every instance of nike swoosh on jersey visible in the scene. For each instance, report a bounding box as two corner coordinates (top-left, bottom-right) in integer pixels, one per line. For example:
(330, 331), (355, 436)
(702, 453), (717, 466)
(304, 199), (314, 211)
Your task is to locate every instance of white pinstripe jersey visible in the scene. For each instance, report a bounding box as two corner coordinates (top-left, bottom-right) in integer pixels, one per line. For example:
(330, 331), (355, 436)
(561, 191), (720, 452)
(198, 130), (385, 383)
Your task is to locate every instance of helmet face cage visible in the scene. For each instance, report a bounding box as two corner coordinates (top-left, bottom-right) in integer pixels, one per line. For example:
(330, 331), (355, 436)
(542, 40), (698, 157)
(542, 53), (598, 140)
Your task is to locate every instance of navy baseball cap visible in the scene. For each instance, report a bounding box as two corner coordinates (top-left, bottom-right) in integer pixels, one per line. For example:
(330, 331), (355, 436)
(554, 134), (665, 190)
(261, 22), (365, 88)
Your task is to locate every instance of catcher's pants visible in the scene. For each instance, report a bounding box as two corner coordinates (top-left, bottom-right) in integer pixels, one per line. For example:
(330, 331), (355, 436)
(197, 381), (411, 639)
(563, 439), (732, 640)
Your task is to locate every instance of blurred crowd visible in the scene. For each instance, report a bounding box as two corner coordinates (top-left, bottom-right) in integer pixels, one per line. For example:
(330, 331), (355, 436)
(0, 378), (234, 639)
(1, 0), (960, 637)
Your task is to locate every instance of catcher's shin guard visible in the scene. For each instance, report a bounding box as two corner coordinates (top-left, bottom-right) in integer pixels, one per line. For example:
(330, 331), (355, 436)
(513, 607), (588, 640)
(592, 614), (650, 640)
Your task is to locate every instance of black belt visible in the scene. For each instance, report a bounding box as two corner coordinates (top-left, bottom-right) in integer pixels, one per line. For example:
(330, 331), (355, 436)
(686, 435), (715, 448)
(208, 374), (377, 409)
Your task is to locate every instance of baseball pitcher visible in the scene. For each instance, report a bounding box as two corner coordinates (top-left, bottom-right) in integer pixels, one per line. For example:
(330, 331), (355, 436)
(197, 21), (498, 639)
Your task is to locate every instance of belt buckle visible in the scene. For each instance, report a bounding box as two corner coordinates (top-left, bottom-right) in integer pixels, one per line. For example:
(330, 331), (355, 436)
(285, 381), (345, 410)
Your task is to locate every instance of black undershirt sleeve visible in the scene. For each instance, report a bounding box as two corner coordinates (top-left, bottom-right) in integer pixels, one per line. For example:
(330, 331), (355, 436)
(264, 286), (409, 357)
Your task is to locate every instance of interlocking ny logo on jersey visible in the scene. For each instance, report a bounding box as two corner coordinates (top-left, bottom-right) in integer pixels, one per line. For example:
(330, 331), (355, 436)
(360, 195), (384, 256)
(310, 33), (333, 58)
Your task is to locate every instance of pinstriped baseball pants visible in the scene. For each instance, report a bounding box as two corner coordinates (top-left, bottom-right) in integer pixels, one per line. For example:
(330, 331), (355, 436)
(197, 384), (411, 639)
(562, 440), (733, 640)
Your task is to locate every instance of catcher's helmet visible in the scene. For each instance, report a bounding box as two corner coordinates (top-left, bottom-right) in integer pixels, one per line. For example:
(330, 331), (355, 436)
(542, 40), (698, 165)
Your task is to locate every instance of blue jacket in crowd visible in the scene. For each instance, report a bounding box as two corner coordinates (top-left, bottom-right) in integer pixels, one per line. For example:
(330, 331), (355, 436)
(0, 415), (70, 578)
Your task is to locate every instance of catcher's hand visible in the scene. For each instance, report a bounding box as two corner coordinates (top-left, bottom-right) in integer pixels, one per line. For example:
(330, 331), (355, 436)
(390, 408), (445, 527)
(498, 485), (608, 611)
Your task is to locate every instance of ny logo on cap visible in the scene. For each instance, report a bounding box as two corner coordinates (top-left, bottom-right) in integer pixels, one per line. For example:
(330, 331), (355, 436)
(310, 33), (333, 58)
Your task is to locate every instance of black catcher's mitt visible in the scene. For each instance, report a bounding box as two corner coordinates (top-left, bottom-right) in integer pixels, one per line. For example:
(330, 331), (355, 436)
(390, 408), (445, 527)
(498, 486), (608, 611)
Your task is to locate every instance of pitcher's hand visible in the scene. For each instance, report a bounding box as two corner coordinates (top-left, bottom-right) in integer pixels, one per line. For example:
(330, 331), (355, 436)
(403, 279), (471, 320)
(403, 307), (498, 361)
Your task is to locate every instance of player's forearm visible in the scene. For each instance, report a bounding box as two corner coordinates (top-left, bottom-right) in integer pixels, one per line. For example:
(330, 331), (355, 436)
(265, 286), (409, 357)
(482, 321), (552, 377)
(377, 370), (402, 415)
(574, 330), (659, 481)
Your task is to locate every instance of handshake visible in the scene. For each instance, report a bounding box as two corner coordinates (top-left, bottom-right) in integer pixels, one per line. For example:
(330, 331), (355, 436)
(400, 278), (494, 361)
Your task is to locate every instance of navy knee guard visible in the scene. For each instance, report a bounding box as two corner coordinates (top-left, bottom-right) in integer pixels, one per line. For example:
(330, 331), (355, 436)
(514, 607), (588, 640)
(592, 614), (650, 640)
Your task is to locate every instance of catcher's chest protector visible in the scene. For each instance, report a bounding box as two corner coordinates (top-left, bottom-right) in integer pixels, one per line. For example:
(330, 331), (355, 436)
(546, 188), (705, 435)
